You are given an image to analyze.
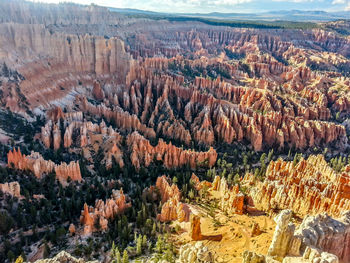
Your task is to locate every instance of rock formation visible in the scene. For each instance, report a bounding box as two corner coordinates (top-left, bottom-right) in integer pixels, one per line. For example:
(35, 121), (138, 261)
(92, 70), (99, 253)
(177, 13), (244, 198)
(293, 212), (350, 263)
(176, 242), (214, 263)
(7, 148), (82, 183)
(33, 251), (98, 263)
(211, 176), (245, 215)
(191, 215), (222, 242)
(0, 181), (21, 198)
(262, 209), (350, 263)
(40, 118), (125, 169)
(69, 224), (76, 235)
(155, 176), (191, 223)
(127, 132), (217, 170)
(268, 210), (295, 260)
(242, 251), (266, 263)
(251, 222), (262, 237)
(0, 0), (348, 153)
(190, 174), (212, 191)
(243, 155), (350, 217)
(80, 189), (131, 235)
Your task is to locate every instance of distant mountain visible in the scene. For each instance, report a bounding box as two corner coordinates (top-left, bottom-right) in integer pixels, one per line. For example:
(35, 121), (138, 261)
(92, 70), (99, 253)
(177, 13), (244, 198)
(109, 8), (350, 22)
(108, 7), (163, 16)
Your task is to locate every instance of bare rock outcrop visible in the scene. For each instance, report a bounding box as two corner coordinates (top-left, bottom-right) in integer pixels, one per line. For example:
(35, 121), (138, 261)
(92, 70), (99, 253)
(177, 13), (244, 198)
(242, 251), (266, 263)
(294, 212), (350, 263)
(243, 155), (350, 217)
(262, 210), (350, 263)
(176, 242), (214, 263)
(127, 132), (217, 170)
(7, 148), (82, 183)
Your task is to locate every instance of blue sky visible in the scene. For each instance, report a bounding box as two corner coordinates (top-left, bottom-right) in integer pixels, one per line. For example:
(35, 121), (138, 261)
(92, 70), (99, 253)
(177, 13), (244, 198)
(28, 0), (350, 13)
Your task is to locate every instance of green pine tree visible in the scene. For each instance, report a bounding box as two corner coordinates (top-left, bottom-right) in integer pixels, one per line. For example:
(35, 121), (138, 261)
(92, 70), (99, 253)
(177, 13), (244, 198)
(122, 250), (129, 263)
(136, 234), (142, 255)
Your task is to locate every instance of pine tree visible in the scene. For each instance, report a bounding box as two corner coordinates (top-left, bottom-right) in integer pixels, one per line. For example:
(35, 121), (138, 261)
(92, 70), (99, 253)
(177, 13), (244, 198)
(142, 235), (147, 248)
(7, 251), (15, 262)
(2, 62), (9, 77)
(111, 241), (116, 257)
(165, 247), (174, 262)
(136, 234), (142, 255)
(115, 248), (121, 263)
(155, 236), (163, 253)
(267, 149), (274, 162)
(43, 241), (50, 258)
(122, 250), (129, 263)
(152, 222), (157, 236)
(15, 255), (24, 263)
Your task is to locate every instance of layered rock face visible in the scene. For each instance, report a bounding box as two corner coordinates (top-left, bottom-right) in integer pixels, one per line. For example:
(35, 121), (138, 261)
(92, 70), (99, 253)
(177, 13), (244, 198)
(243, 155), (350, 217)
(7, 148), (82, 183)
(0, 0), (124, 26)
(155, 176), (191, 223)
(0, 20), (132, 112)
(0, 181), (21, 198)
(80, 189), (131, 235)
(264, 210), (350, 263)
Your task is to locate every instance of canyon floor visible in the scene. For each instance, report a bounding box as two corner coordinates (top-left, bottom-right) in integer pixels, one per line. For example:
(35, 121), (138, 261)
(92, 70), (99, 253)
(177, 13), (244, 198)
(170, 190), (277, 263)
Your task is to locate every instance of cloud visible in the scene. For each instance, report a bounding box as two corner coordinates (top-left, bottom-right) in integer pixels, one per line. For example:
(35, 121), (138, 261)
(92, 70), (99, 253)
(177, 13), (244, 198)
(332, 0), (345, 3)
(331, 0), (350, 11)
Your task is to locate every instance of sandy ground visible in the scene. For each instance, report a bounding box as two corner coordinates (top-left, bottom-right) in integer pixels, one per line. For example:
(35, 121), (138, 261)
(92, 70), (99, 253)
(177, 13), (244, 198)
(170, 191), (276, 263)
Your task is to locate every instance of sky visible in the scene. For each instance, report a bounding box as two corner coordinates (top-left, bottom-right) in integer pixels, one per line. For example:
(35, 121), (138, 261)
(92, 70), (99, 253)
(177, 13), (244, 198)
(28, 0), (350, 13)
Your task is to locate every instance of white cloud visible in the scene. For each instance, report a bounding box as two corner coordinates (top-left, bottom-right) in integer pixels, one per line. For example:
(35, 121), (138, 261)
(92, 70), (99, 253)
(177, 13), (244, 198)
(332, 0), (345, 4)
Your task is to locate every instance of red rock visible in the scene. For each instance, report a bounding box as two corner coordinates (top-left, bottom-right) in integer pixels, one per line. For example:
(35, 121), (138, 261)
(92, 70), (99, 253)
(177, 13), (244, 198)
(191, 215), (222, 241)
(69, 224), (76, 235)
(47, 107), (65, 121)
(126, 132), (217, 170)
(251, 222), (261, 237)
(7, 148), (82, 183)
